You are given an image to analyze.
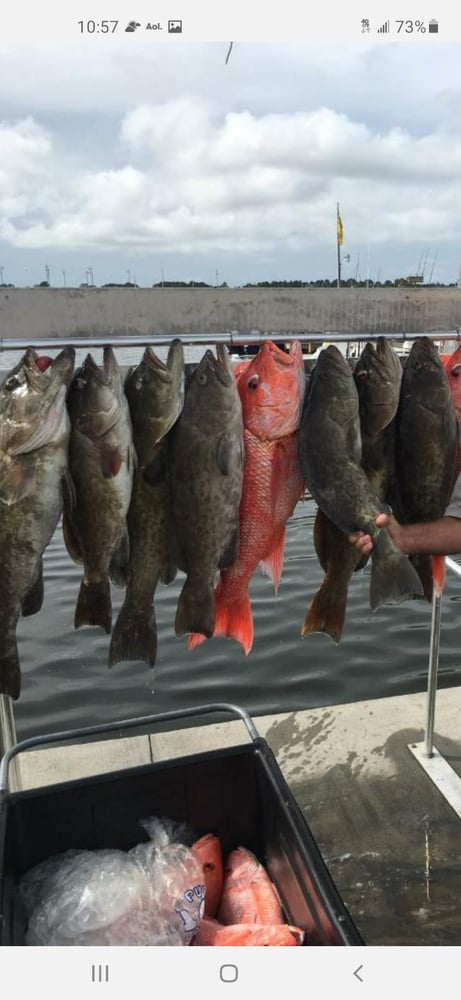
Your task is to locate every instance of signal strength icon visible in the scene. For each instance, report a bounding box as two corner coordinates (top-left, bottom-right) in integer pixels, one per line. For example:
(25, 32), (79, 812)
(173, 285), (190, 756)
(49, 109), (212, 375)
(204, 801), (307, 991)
(377, 20), (390, 32)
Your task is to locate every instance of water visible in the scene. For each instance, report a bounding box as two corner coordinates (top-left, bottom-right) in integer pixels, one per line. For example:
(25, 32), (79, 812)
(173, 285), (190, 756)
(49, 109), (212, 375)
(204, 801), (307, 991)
(10, 497), (461, 741)
(3, 345), (461, 741)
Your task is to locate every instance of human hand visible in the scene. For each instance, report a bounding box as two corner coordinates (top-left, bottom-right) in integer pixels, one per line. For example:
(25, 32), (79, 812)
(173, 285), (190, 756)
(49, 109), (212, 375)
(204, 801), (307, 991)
(348, 513), (392, 555)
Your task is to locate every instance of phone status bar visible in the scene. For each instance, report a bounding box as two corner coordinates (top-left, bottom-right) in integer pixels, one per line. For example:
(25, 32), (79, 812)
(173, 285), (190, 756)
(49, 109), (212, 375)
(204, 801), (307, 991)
(0, 6), (456, 41)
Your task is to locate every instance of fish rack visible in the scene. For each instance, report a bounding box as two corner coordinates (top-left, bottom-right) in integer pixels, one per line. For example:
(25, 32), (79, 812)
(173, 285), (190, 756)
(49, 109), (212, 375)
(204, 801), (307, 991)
(0, 329), (460, 352)
(1, 329), (461, 819)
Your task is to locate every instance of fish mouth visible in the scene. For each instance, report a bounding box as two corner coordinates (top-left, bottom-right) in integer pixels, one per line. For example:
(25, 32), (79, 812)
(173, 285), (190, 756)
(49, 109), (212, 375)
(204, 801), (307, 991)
(409, 337), (441, 371)
(320, 344), (350, 374)
(141, 340), (184, 385)
(23, 346), (75, 388)
(259, 341), (300, 367)
(78, 346), (118, 387)
(195, 345), (233, 386)
(143, 346), (172, 383)
(355, 341), (388, 378)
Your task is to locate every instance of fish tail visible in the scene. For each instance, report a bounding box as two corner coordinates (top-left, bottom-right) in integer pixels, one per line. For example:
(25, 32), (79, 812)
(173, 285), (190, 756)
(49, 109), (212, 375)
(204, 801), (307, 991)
(213, 579), (254, 655)
(187, 631), (207, 651)
(431, 554), (446, 598)
(0, 642), (21, 700)
(369, 532), (424, 611)
(75, 578), (112, 633)
(175, 578), (215, 639)
(108, 602), (157, 667)
(410, 553), (435, 602)
(301, 578), (346, 643)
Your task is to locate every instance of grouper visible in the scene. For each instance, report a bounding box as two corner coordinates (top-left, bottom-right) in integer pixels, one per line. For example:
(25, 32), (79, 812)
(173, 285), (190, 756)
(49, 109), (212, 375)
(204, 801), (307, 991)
(0, 346), (75, 698)
(298, 344), (424, 612)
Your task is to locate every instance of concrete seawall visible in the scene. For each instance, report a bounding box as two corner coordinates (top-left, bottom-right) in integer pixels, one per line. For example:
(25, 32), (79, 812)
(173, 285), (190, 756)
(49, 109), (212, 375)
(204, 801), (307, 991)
(1, 286), (461, 340)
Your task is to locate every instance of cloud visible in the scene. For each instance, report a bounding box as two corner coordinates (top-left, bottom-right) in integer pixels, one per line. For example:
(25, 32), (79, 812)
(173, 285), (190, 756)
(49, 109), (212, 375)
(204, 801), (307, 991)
(2, 97), (461, 259)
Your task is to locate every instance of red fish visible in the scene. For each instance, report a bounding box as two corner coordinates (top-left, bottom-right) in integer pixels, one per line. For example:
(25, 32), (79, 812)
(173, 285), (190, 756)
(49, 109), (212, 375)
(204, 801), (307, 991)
(443, 344), (461, 484)
(188, 341), (305, 654)
(193, 916), (304, 946)
(217, 846), (284, 926)
(191, 833), (224, 918)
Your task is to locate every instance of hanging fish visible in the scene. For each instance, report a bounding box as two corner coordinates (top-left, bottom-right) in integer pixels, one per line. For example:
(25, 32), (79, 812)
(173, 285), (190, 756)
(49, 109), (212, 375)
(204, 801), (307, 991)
(63, 346), (135, 633)
(0, 347), (75, 698)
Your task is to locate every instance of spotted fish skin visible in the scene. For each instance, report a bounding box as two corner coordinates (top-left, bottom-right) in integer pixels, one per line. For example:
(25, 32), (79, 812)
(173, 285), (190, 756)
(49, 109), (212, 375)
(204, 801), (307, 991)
(0, 347), (75, 698)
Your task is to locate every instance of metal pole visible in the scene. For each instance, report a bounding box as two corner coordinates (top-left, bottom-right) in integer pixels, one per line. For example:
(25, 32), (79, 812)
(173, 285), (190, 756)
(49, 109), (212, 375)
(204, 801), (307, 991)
(0, 696), (21, 792)
(424, 588), (443, 757)
(0, 695), (16, 758)
(0, 330), (460, 353)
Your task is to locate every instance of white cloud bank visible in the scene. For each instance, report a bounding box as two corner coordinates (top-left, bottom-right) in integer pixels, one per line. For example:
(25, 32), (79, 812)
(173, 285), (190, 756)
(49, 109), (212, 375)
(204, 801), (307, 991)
(2, 98), (461, 259)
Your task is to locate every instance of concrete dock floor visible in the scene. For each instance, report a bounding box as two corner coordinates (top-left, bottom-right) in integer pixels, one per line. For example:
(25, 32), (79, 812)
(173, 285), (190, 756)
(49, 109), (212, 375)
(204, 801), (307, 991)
(9, 687), (461, 946)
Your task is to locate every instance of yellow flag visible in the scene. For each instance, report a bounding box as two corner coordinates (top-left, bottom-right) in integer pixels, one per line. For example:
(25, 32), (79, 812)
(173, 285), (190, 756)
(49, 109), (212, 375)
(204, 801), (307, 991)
(337, 211), (344, 246)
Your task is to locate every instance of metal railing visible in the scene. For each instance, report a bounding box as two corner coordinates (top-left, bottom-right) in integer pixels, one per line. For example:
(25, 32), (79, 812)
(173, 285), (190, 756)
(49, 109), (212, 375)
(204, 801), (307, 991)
(0, 329), (461, 352)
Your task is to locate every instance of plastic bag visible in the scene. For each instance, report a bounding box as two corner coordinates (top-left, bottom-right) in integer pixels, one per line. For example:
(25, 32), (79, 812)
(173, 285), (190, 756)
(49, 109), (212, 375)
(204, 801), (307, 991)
(20, 815), (205, 946)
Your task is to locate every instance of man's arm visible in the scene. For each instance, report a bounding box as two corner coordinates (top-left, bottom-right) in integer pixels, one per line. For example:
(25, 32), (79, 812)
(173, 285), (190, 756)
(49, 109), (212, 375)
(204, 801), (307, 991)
(349, 513), (461, 557)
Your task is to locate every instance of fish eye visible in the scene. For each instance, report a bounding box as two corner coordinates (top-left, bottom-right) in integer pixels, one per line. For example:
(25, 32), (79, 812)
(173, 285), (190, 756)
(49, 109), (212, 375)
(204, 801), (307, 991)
(247, 375), (259, 389)
(452, 365), (461, 378)
(5, 376), (21, 391)
(198, 372), (207, 385)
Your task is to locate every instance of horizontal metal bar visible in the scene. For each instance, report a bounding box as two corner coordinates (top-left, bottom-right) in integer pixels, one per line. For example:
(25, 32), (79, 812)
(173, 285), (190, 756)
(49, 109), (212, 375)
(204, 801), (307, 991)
(0, 701), (259, 796)
(0, 330), (460, 352)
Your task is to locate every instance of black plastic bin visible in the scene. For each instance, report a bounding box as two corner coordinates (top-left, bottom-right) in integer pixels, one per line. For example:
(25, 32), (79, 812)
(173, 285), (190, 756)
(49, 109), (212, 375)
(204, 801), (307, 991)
(0, 703), (364, 946)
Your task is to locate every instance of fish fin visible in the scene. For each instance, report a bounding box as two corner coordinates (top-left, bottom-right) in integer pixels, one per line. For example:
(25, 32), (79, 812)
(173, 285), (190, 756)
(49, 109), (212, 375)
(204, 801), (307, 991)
(369, 533), (424, 611)
(21, 561), (44, 617)
(260, 531), (286, 593)
(160, 559), (177, 586)
(75, 579), (112, 632)
(431, 555), (446, 597)
(301, 578), (346, 643)
(0, 458), (36, 506)
(11, 393), (66, 454)
(217, 436), (238, 476)
(0, 643), (21, 699)
(175, 579), (215, 638)
(109, 528), (130, 588)
(410, 553), (434, 603)
(213, 578), (254, 655)
(187, 631), (207, 650)
(100, 446), (122, 478)
(218, 527), (240, 569)
(61, 470), (76, 512)
(62, 510), (84, 564)
(109, 604), (157, 667)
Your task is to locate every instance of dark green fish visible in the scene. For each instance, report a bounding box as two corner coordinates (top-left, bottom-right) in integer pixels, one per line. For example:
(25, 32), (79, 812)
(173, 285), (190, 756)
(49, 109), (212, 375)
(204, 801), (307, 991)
(298, 345), (423, 612)
(302, 339), (401, 642)
(64, 346), (135, 633)
(109, 340), (184, 667)
(0, 346), (75, 698)
(395, 336), (458, 601)
(168, 344), (244, 638)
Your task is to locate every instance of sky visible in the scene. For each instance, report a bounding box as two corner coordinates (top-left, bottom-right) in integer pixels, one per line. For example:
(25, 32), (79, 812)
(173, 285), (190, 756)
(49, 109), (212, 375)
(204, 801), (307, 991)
(1, 39), (461, 287)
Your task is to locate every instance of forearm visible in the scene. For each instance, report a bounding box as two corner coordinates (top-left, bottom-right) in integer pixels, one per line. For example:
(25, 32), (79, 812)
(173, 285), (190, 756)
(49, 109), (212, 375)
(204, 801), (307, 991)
(393, 516), (461, 556)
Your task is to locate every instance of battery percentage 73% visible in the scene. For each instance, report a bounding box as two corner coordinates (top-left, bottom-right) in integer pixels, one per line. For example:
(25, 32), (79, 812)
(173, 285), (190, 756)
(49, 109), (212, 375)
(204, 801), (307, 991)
(396, 19), (427, 31)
